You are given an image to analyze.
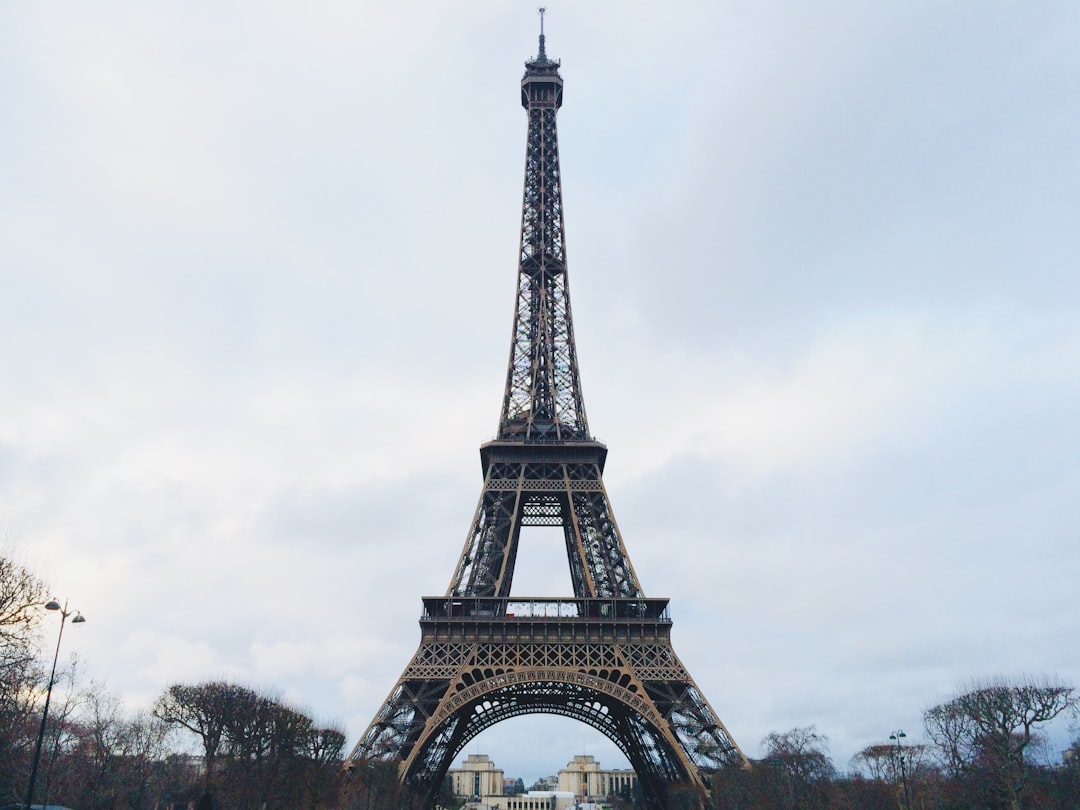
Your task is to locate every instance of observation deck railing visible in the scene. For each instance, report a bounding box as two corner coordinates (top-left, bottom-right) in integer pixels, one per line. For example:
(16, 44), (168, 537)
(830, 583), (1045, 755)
(420, 596), (671, 623)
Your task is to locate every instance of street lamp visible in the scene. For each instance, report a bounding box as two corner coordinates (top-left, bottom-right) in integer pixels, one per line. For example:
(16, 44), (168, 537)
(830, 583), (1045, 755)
(24, 598), (85, 810)
(889, 730), (911, 810)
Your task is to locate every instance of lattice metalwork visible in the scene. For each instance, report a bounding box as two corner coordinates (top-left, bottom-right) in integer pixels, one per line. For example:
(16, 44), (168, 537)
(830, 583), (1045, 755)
(570, 490), (641, 599)
(449, 455), (642, 599)
(449, 482), (520, 598)
(350, 623), (745, 808)
(499, 32), (587, 444)
(348, 27), (747, 810)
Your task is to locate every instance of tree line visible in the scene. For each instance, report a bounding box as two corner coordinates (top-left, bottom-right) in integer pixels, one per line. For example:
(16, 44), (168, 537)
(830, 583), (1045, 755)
(4, 549), (1079, 810)
(705, 680), (1080, 810)
(1, 549), (355, 810)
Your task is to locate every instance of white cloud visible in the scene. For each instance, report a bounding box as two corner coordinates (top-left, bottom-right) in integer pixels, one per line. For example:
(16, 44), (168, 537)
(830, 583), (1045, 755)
(3, 0), (1079, 778)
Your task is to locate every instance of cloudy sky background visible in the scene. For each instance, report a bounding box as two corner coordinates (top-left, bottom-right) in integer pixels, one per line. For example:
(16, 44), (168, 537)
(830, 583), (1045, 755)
(3, 0), (1079, 782)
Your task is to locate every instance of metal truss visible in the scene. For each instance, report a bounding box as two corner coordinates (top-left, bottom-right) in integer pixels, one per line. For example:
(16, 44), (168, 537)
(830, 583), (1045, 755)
(349, 607), (746, 809)
(499, 39), (587, 444)
(349, 30), (748, 810)
(448, 452), (642, 600)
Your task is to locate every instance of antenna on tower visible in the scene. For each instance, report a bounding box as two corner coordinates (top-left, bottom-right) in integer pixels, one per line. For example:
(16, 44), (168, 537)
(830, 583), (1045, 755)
(538, 7), (547, 60)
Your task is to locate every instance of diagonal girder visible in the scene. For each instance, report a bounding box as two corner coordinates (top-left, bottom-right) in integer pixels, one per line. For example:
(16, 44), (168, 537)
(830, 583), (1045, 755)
(447, 452), (641, 599)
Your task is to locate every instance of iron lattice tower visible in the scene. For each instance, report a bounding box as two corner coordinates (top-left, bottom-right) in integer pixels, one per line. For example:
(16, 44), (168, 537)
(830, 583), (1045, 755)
(347, 25), (747, 808)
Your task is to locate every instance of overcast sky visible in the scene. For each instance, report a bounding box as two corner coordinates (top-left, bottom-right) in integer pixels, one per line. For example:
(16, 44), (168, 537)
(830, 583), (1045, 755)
(3, 0), (1079, 785)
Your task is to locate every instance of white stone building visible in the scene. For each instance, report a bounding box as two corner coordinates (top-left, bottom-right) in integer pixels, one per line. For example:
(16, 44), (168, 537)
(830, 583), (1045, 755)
(448, 753), (636, 808)
(448, 754), (505, 800)
(557, 755), (637, 801)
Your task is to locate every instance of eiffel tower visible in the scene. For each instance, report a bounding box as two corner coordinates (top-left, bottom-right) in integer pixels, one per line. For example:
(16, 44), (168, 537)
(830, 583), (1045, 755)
(347, 19), (747, 808)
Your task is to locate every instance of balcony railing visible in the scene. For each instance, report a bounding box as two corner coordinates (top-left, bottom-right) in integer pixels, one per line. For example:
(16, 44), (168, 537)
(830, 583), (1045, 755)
(420, 596), (670, 623)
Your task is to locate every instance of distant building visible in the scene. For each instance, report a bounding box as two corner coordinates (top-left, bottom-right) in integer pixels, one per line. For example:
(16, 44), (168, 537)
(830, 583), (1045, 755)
(448, 753), (636, 808)
(478, 791), (575, 810)
(557, 755), (637, 801)
(448, 754), (505, 800)
(529, 775), (559, 792)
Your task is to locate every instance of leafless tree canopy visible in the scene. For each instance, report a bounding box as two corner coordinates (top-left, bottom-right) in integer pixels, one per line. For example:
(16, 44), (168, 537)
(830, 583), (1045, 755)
(0, 547), (47, 670)
(923, 675), (1079, 809)
(851, 741), (930, 783)
(154, 680), (346, 810)
(759, 726), (836, 810)
(1, 548), (48, 801)
(851, 743), (899, 782)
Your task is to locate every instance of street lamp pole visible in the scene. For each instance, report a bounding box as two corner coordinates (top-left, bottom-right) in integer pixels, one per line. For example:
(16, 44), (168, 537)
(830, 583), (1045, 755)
(889, 730), (911, 810)
(23, 598), (85, 810)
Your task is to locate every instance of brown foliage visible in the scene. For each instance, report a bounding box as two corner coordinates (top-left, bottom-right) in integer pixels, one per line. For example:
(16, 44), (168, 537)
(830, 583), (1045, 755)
(923, 675), (1078, 809)
(155, 680), (346, 810)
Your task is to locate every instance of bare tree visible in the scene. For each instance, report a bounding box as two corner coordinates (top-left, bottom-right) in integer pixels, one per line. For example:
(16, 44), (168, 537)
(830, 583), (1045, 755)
(34, 656), (86, 809)
(32, 679), (175, 810)
(761, 726), (835, 810)
(156, 681), (345, 810)
(154, 681), (254, 791)
(850, 744), (898, 782)
(850, 740), (931, 810)
(923, 675), (1078, 809)
(296, 723), (346, 810)
(0, 545), (48, 802)
(0, 545), (47, 654)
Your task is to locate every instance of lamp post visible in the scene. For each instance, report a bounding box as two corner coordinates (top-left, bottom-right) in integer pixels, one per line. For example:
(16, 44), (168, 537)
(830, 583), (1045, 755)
(23, 598), (85, 810)
(889, 730), (911, 810)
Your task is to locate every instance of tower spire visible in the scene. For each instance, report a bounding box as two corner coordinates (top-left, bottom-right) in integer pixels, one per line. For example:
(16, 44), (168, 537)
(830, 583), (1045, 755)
(507, 11), (576, 443)
(538, 7), (547, 61)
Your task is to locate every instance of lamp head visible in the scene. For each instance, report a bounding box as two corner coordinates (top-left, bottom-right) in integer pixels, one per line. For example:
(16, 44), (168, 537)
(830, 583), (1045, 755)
(45, 599), (62, 611)
(72, 613), (87, 624)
